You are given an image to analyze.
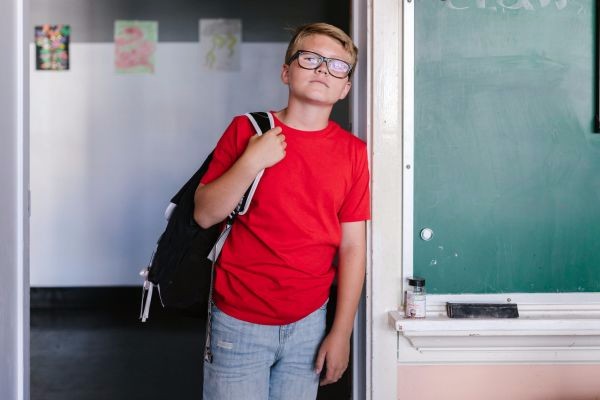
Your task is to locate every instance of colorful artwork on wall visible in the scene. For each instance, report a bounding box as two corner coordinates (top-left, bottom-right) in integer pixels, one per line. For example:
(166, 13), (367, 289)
(114, 20), (158, 74)
(35, 24), (70, 71)
(199, 19), (241, 71)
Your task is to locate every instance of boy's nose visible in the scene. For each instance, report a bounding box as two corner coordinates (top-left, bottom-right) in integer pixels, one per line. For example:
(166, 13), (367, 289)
(316, 63), (329, 75)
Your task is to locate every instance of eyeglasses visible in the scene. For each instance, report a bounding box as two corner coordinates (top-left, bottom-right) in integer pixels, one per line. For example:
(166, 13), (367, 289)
(287, 50), (353, 79)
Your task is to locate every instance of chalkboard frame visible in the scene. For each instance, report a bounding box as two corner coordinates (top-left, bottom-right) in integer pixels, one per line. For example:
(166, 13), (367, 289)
(596, 0), (600, 132)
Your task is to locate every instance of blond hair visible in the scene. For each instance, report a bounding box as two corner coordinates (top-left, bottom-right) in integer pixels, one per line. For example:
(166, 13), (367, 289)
(285, 23), (358, 74)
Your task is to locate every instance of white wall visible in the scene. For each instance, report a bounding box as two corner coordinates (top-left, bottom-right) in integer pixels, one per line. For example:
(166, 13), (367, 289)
(30, 42), (287, 286)
(1, 0), (29, 398)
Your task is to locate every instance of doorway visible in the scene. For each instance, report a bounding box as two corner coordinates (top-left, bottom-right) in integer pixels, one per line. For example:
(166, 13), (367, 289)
(27, 0), (367, 399)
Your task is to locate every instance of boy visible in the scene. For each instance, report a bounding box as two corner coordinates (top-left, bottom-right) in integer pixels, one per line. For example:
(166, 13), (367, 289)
(194, 22), (370, 400)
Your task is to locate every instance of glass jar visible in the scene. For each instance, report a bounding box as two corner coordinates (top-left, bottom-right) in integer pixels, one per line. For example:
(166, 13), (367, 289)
(404, 277), (426, 318)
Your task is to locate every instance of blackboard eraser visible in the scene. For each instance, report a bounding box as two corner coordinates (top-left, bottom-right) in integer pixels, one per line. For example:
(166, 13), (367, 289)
(446, 302), (519, 319)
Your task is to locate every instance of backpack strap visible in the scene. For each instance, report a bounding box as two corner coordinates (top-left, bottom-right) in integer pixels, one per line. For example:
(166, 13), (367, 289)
(207, 112), (274, 262)
(237, 112), (274, 215)
(204, 112), (274, 359)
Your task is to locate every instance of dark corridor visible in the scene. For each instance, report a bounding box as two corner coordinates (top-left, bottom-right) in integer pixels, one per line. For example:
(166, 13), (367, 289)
(30, 287), (351, 400)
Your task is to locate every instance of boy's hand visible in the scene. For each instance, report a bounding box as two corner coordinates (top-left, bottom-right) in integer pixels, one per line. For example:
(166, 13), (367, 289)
(314, 331), (350, 386)
(243, 126), (286, 170)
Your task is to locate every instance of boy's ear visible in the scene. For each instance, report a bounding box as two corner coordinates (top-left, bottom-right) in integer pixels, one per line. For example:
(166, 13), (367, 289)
(339, 80), (352, 100)
(281, 64), (290, 84)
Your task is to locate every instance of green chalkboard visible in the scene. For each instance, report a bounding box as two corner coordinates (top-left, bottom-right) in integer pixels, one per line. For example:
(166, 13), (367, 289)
(414, 0), (600, 294)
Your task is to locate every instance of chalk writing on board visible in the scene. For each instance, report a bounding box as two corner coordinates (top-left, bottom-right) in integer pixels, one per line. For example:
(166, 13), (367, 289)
(444, 0), (569, 11)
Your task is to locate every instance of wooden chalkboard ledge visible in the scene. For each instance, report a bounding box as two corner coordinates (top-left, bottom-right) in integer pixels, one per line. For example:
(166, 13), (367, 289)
(389, 310), (600, 353)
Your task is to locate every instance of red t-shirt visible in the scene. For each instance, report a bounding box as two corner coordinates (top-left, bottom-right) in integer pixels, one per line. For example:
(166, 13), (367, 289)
(201, 113), (371, 325)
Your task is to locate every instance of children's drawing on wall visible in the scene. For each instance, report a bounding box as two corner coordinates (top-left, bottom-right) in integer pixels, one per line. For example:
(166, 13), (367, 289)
(199, 19), (241, 71)
(114, 20), (158, 74)
(35, 24), (70, 71)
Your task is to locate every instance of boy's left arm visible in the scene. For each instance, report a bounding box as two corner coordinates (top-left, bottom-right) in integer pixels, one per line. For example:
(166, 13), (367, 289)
(315, 220), (366, 386)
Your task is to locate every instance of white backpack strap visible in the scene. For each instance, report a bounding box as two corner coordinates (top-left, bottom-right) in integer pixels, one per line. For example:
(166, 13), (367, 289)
(139, 269), (154, 323)
(207, 222), (233, 263)
(245, 111), (274, 136)
(164, 202), (177, 221)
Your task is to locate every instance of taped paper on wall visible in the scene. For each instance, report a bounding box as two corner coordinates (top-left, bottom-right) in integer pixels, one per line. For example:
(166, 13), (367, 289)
(199, 19), (241, 71)
(35, 24), (70, 71)
(114, 20), (158, 74)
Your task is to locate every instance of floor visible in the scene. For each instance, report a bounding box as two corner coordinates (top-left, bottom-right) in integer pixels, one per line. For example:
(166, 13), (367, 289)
(30, 287), (351, 400)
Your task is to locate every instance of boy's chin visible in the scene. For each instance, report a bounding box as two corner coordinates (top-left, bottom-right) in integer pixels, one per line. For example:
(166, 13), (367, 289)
(294, 93), (341, 107)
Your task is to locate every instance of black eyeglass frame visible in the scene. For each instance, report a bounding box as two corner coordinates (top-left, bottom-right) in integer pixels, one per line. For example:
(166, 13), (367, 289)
(286, 50), (354, 79)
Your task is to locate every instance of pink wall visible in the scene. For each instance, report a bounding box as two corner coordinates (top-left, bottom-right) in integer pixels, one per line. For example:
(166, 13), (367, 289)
(398, 365), (600, 400)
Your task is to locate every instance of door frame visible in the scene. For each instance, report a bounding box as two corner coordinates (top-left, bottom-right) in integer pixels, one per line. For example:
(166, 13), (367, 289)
(362, 0), (405, 399)
(6, 0), (30, 399)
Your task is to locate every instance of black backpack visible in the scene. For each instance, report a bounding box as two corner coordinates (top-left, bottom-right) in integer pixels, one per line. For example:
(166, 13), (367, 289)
(139, 112), (274, 321)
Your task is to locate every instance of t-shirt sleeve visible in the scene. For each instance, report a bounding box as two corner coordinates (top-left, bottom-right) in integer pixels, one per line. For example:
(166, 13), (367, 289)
(200, 116), (252, 185)
(338, 142), (371, 222)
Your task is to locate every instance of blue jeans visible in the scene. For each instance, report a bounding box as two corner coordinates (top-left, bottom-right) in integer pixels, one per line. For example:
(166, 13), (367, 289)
(203, 301), (327, 400)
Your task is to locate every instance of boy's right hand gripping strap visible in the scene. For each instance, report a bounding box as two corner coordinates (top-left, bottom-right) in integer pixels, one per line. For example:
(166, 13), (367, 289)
(207, 111), (274, 262)
(237, 112), (275, 215)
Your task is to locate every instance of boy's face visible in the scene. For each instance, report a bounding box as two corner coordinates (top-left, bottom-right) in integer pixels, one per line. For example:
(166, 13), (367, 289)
(281, 34), (352, 107)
